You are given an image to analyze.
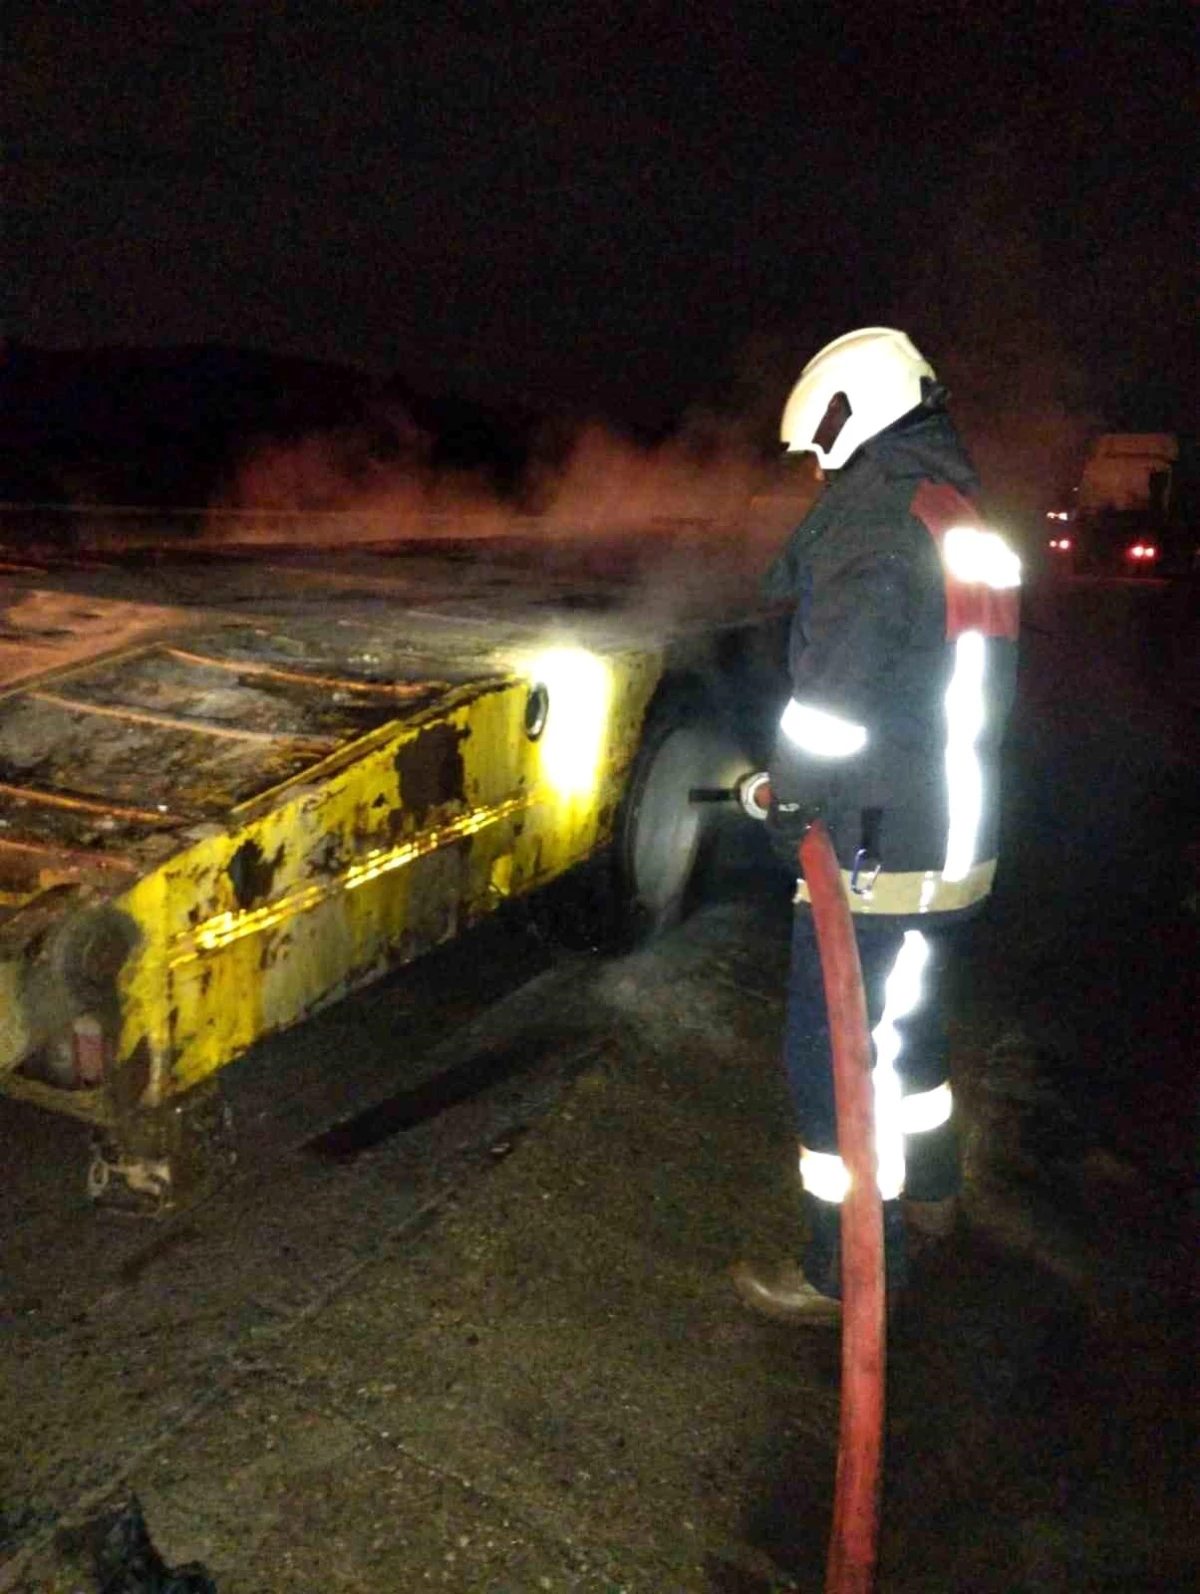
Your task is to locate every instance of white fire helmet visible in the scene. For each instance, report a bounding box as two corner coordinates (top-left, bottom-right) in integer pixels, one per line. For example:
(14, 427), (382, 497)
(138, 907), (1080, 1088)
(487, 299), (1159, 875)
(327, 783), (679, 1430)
(780, 327), (936, 470)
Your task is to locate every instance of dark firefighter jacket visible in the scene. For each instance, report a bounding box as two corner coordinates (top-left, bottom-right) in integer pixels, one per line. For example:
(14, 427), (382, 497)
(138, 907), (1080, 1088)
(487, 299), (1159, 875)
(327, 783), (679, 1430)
(762, 403), (1021, 927)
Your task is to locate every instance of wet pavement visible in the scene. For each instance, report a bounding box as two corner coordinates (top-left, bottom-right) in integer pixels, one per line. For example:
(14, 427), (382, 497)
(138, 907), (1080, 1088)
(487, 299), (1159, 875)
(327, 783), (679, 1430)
(1, 574), (1197, 1592)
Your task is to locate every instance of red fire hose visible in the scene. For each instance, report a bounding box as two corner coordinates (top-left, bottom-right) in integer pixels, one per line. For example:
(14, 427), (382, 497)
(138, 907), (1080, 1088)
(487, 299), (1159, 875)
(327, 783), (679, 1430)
(690, 782), (886, 1589)
(799, 818), (885, 1594)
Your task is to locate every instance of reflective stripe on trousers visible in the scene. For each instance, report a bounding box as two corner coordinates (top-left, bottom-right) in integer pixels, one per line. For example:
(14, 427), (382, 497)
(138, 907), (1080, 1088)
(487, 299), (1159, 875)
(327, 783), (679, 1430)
(797, 930), (952, 1202)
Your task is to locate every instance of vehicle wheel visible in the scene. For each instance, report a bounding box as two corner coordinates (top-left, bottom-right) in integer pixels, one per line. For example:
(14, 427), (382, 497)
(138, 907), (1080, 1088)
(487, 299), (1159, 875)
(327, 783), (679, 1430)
(615, 709), (747, 937)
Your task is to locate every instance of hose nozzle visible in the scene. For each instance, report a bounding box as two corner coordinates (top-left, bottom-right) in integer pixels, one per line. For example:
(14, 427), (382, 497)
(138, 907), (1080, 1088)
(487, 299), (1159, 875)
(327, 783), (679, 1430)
(686, 771), (771, 820)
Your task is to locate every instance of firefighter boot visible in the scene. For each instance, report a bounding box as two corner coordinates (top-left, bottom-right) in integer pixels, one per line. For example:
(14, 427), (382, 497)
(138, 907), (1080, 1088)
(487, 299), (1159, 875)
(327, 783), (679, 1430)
(731, 1199), (851, 1323)
(731, 1196), (907, 1324)
(729, 1258), (841, 1324)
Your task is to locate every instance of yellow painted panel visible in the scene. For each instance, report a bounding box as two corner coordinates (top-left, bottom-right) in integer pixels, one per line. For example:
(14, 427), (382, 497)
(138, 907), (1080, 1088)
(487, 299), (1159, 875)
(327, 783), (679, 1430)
(113, 647), (664, 1103)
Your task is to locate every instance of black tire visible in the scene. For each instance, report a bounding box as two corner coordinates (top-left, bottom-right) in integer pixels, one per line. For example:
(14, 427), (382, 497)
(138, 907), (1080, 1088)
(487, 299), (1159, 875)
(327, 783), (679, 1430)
(614, 706), (748, 937)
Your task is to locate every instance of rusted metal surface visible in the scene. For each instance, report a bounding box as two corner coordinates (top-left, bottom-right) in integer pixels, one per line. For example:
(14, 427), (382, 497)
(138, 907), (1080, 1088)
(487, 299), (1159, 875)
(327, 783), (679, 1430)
(0, 588), (183, 691)
(0, 538), (780, 1193)
(0, 780), (181, 826)
(163, 645), (439, 698)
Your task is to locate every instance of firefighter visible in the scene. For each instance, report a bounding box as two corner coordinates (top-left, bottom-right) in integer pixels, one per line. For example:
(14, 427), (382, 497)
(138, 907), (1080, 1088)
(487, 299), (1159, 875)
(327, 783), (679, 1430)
(733, 327), (1021, 1321)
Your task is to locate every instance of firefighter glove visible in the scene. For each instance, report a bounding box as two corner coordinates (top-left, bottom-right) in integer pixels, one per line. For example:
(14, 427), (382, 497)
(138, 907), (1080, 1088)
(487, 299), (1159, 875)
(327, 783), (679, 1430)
(765, 751), (830, 867)
(765, 795), (823, 866)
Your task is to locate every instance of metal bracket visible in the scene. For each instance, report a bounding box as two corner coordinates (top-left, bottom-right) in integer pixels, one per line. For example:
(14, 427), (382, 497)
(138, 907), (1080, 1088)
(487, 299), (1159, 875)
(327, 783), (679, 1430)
(85, 1087), (236, 1216)
(87, 1138), (173, 1215)
(850, 848), (882, 897)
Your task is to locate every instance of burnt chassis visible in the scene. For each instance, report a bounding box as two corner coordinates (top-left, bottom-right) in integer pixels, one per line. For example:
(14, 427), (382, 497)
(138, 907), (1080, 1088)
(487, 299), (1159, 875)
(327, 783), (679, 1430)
(0, 540), (784, 1208)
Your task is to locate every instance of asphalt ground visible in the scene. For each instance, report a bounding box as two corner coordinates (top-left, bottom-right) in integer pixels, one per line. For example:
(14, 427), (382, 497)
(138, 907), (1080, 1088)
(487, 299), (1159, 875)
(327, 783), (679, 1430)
(1, 573), (1197, 1593)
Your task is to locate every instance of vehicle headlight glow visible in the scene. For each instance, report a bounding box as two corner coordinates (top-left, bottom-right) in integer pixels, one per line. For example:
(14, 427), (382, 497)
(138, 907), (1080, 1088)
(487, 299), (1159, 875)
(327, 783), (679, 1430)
(527, 647), (611, 799)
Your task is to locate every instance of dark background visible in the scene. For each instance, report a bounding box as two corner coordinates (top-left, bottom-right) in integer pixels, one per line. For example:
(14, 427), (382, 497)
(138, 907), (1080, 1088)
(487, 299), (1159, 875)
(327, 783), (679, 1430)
(3, 1), (1196, 515)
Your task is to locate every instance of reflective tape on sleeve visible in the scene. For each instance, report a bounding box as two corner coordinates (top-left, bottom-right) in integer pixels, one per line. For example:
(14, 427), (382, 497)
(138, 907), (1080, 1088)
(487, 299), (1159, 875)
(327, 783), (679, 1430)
(779, 698), (868, 758)
(942, 526), (1022, 590)
(911, 483), (1021, 641)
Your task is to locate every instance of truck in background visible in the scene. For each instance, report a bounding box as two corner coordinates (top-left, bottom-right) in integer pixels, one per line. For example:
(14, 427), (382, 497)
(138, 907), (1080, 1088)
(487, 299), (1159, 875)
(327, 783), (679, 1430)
(1047, 433), (1196, 577)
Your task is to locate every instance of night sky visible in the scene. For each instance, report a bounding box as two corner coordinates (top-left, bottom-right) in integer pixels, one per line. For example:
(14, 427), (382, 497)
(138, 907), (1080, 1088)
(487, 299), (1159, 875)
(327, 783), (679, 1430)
(4, 1), (1196, 465)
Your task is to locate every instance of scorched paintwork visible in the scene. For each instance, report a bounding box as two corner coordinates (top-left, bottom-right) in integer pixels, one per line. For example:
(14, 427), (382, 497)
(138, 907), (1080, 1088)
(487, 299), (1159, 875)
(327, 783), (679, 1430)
(0, 539), (783, 1200)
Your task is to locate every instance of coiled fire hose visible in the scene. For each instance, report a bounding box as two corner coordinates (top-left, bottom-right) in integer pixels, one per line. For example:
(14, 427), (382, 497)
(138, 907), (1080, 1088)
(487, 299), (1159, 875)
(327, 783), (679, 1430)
(690, 780), (884, 1593)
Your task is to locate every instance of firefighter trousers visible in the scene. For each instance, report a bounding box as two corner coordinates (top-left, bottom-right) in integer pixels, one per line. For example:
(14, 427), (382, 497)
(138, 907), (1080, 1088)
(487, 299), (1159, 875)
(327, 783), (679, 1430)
(783, 912), (960, 1296)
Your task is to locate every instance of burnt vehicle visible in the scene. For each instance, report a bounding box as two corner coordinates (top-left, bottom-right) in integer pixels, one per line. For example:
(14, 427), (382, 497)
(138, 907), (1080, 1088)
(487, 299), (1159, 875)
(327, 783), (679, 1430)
(0, 532), (785, 1207)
